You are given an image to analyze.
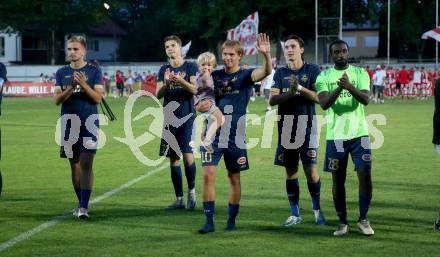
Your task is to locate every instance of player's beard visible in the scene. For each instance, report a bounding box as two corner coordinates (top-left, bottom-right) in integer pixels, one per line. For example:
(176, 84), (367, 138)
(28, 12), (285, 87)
(334, 58), (348, 68)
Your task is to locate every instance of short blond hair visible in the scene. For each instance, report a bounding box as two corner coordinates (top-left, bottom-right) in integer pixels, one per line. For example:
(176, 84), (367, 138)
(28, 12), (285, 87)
(68, 35), (87, 49)
(221, 40), (244, 57)
(197, 52), (217, 68)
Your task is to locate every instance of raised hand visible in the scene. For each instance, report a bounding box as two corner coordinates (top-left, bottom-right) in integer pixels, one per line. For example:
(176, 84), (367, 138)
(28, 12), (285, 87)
(256, 33), (270, 55)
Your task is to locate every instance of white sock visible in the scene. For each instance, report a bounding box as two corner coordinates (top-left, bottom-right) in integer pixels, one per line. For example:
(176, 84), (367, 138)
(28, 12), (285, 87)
(435, 144), (440, 156)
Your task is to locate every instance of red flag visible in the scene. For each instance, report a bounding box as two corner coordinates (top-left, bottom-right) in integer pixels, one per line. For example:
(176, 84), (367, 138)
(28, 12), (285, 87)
(227, 12), (259, 55)
(421, 27), (440, 42)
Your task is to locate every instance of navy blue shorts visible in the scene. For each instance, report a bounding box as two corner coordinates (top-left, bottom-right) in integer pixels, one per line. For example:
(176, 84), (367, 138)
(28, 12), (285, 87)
(200, 135), (249, 173)
(274, 144), (317, 169)
(324, 136), (372, 173)
(159, 118), (194, 159)
(60, 115), (98, 159)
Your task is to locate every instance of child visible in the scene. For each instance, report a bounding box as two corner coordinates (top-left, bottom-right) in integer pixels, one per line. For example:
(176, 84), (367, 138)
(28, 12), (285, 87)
(195, 52), (224, 150)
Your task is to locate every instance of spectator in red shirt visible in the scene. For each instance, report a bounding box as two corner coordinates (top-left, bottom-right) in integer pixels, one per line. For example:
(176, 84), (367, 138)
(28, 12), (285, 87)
(115, 70), (124, 97)
(396, 66), (410, 98)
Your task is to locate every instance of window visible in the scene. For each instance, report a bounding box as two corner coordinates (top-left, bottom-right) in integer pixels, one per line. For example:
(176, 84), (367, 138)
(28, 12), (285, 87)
(87, 40), (99, 51)
(342, 36), (357, 47)
(364, 36), (379, 47)
(0, 37), (4, 57)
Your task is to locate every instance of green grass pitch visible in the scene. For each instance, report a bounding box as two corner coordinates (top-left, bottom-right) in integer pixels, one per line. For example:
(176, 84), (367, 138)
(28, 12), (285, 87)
(0, 96), (439, 256)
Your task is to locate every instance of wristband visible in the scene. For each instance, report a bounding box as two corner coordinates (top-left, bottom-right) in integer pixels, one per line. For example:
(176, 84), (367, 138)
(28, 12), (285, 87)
(297, 84), (303, 92)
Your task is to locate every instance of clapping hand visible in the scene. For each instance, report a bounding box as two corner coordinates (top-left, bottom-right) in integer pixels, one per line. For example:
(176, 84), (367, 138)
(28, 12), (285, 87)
(170, 72), (185, 85)
(337, 72), (350, 89)
(289, 75), (299, 93)
(73, 71), (87, 88)
(164, 68), (172, 85)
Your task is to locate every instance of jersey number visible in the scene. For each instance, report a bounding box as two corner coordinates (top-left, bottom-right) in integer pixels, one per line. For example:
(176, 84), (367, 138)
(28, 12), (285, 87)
(201, 152), (212, 163)
(328, 158), (339, 170)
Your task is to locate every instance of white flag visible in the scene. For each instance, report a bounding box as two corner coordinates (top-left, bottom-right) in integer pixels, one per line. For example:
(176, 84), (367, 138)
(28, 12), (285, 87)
(421, 27), (440, 42)
(181, 41), (192, 58)
(227, 12), (259, 55)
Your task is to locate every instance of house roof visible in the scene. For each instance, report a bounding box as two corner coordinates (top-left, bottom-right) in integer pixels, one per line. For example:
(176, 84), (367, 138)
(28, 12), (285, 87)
(89, 19), (127, 37)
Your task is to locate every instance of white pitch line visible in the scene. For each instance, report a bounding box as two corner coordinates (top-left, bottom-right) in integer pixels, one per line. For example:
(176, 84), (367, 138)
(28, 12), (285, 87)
(0, 163), (168, 253)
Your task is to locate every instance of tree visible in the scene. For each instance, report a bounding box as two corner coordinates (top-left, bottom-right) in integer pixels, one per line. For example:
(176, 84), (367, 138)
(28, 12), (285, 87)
(0, 0), (106, 64)
(376, 0), (437, 60)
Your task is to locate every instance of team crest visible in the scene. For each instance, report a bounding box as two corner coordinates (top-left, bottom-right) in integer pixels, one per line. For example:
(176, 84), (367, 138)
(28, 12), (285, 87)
(362, 154), (371, 161)
(175, 71), (186, 78)
(237, 157), (247, 165)
(301, 75), (309, 83)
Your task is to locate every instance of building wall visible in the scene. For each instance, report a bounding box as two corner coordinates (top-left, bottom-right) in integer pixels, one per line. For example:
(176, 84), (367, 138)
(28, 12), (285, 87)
(342, 30), (379, 58)
(0, 32), (22, 63)
(85, 36), (120, 62)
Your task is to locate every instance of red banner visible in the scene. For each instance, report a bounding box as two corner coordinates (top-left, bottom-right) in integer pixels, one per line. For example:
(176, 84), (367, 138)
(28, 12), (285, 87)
(3, 82), (55, 97)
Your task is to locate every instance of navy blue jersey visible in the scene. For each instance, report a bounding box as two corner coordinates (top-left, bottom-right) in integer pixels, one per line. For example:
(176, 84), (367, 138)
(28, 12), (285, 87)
(273, 64), (320, 137)
(273, 63), (320, 116)
(55, 63), (103, 118)
(158, 61), (198, 119)
(212, 68), (254, 134)
(200, 68), (255, 172)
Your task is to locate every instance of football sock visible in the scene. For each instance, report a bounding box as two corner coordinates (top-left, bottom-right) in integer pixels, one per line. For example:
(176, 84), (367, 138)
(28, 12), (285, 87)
(286, 179), (300, 216)
(170, 165), (183, 197)
(332, 172), (348, 224)
(74, 188), (81, 204)
(79, 189), (92, 209)
(227, 203), (239, 229)
(358, 172), (372, 220)
(184, 162), (196, 191)
(203, 201), (215, 225)
(307, 179), (321, 210)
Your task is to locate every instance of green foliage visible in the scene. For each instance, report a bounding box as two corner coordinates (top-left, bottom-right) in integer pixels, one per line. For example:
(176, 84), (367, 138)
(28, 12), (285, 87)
(383, 0), (437, 59)
(0, 0), (437, 62)
(0, 0), (105, 31)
